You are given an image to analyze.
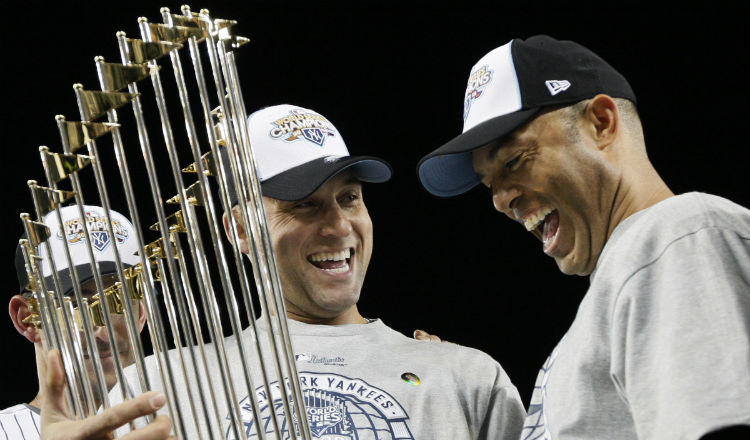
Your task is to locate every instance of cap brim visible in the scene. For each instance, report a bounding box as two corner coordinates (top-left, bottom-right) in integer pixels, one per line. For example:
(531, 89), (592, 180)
(261, 155), (392, 201)
(417, 108), (540, 197)
(43, 261), (122, 296)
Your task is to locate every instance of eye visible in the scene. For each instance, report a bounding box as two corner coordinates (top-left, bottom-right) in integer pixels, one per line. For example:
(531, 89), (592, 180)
(505, 153), (523, 170)
(290, 199), (317, 212)
(339, 191), (360, 204)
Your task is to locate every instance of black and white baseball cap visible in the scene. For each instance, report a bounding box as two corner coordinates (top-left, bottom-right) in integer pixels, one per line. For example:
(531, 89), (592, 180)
(417, 35), (637, 197)
(15, 205), (140, 296)
(226, 104), (392, 203)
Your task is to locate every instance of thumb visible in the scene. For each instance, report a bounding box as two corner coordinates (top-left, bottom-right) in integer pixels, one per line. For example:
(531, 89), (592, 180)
(40, 349), (71, 425)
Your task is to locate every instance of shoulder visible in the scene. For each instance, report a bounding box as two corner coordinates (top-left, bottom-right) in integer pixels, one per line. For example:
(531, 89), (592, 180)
(595, 193), (750, 278)
(379, 322), (514, 386)
(0, 404), (40, 435)
(0, 404), (37, 416)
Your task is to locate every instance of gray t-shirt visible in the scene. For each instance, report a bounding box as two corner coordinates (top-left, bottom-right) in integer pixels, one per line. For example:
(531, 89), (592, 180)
(117, 318), (525, 439)
(521, 192), (750, 439)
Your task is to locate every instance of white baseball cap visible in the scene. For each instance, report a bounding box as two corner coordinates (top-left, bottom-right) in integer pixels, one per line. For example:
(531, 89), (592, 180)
(16, 205), (140, 296)
(226, 104), (392, 203)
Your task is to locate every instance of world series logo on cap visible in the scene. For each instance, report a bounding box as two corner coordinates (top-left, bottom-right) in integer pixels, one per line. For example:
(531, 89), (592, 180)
(269, 109), (336, 147)
(61, 210), (129, 252)
(463, 65), (494, 122)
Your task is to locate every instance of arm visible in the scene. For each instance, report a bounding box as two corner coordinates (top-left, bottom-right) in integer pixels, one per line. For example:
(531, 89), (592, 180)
(477, 364), (526, 440)
(40, 349), (173, 440)
(611, 228), (750, 439)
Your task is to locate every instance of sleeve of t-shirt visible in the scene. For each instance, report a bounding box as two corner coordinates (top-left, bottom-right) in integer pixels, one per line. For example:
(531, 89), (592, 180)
(610, 227), (750, 440)
(476, 362), (526, 440)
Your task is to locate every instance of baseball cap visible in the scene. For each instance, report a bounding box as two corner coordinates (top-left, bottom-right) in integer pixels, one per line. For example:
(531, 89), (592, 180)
(417, 35), (637, 197)
(225, 104), (392, 204)
(15, 205), (140, 296)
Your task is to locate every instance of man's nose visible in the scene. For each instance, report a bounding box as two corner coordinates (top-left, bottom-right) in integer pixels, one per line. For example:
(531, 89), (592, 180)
(93, 325), (110, 343)
(320, 205), (352, 237)
(491, 185), (521, 216)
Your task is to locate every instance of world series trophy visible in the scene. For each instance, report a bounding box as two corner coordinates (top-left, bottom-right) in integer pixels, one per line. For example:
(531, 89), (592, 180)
(17, 6), (314, 439)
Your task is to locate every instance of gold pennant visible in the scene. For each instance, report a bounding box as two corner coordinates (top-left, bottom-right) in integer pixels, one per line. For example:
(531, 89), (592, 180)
(169, 13), (210, 34)
(75, 88), (138, 121)
(22, 218), (50, 247)
(21, 296), (41, 329)
(89, 284), (126, 327)
(125, 38), (181, 64)
(96, 61), (150, 92)
(149, 210), (187, 233)
(42, 151), (92, 183)
(182, 151), (217, 176)
(146, 23), (207, 44)
(166, 181), (205, 207)
(58, 120), (119, 152)
(19, 239), (43, 295)
(28, 183), (76, 217)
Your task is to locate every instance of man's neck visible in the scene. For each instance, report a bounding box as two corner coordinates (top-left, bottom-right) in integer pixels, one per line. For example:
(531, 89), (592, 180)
(29, 392), (42, 410)
(287, 305), (367, 325)
(607, 165), (674, 240)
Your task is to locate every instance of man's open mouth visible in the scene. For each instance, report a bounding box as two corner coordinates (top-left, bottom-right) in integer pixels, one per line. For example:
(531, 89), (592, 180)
(307, 248), (353, 274)
(524, 207), (560, 251)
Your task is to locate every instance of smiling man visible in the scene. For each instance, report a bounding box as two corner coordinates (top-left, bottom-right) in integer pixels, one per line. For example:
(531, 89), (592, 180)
(418, 35), (750, 439)
(219, 104), (526, 439)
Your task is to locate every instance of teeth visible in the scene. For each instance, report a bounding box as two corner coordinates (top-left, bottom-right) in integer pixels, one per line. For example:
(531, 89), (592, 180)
(309, 248), (351, 262)
(322, 262), (350, 274)
(524, 207), (553, 231)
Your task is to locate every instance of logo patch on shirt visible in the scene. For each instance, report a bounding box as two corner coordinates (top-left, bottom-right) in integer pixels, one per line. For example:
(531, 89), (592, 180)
(295, 353), (347, 367)
(463, 64), (494, 122)
(60, 211), (129, 252)
(269, 109), (336, 147)
(228, 372), (413, 440)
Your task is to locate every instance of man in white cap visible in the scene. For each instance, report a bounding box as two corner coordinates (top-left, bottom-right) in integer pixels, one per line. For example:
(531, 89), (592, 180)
(5, 205), (170, 439)
(118, 104), (526, 439)
(417, 35), (750, 439)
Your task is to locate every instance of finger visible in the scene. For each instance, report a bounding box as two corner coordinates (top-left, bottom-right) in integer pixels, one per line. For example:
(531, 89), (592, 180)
(413, 329), (429, 340)
(77, 392), (167, 438)
(119, 415), (172, 440)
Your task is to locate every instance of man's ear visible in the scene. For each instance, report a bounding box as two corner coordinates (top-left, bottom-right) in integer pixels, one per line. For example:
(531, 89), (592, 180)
(222, 207), (249, 254)
(137, 300), (147, 331)
(9, 295), (42, 343)
(583, 94), (619, 149)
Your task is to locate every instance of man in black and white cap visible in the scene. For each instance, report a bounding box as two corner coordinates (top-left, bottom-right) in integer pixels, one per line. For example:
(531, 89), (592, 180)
(6, 205), (170, 439)
(418, 35), (750, 439)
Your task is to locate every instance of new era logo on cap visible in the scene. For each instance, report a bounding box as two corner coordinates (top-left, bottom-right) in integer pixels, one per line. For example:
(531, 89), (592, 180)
(545, 80), (571, 96)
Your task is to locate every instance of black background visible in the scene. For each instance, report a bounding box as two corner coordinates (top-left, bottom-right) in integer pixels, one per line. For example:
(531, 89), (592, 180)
(1, 1), (748, 411)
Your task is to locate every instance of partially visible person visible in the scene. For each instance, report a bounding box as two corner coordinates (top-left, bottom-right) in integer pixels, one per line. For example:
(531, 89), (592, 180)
(417, 35), (750, 439)
(3, 205), (155, 439)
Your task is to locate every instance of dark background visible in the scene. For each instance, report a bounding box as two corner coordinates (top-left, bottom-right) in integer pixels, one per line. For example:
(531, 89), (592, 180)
(1, 1), (748, 411)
